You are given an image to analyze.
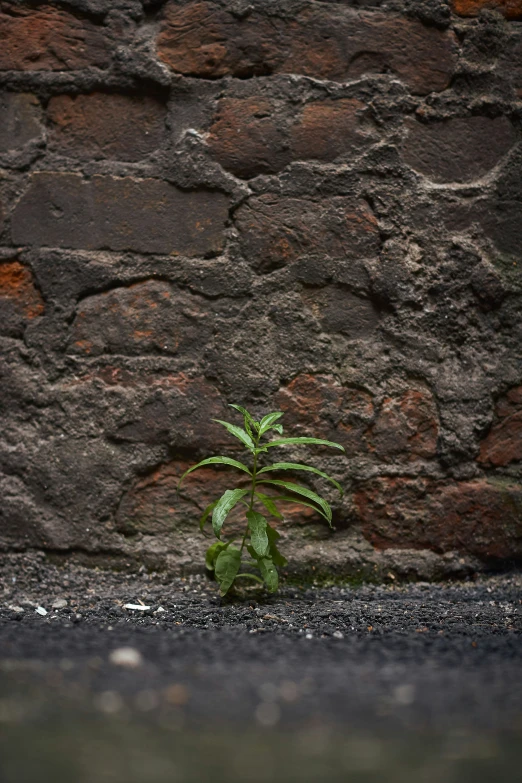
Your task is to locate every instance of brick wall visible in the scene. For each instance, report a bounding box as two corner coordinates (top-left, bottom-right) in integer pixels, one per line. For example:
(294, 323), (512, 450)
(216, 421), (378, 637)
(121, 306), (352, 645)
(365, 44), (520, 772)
(1, 0), (521, 581)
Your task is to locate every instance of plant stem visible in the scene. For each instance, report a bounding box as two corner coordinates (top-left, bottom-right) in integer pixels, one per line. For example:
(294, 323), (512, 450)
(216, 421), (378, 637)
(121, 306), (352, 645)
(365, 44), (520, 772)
(241, 431), (261, 553)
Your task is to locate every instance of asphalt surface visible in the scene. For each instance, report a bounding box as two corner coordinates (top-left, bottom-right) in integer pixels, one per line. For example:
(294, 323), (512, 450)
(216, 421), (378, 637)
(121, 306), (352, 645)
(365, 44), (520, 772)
(0, 554), (521, 782)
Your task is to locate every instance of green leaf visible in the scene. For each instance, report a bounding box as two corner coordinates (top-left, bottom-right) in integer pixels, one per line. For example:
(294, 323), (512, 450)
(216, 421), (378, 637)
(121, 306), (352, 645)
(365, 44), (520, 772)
(246, 544), (257, 560)
(205, 540), (228, 571)
(177, 456), (251, 490)
(212, 488), (250, 538)
(215, 545), (241, 595)
(229, 404), (259, 429)
(264, 437), (345, 452)
(212, 419), (255, 451)
(246, 510), (269, 557)
(270, 424), (284, 435)
(199, 500), (217, 532)
(258, 480), (332, 523)
(259, 557), (279, 592)
(266, 524), (288, 568)
(255, 492), (283, 519)
(258, 412), (284, 436)
(257, 462), (343, 495)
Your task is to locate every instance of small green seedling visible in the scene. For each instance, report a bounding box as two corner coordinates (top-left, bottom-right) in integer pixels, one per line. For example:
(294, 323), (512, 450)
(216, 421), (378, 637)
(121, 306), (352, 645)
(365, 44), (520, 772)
(178, 405), (345, 596)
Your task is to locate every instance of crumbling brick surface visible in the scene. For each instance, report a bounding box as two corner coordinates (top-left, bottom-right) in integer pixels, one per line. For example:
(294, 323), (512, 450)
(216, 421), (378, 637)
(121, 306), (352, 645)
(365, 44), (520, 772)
(0, 0), (521, 578)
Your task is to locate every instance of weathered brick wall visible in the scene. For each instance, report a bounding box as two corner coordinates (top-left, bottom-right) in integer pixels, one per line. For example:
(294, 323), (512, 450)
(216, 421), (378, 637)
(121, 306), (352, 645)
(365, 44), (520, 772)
(1, 0), (521, 580)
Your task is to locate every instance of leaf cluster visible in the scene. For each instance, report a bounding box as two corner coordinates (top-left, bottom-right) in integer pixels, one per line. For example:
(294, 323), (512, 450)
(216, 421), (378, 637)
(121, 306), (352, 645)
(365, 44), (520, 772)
(178, 405), (344, 596)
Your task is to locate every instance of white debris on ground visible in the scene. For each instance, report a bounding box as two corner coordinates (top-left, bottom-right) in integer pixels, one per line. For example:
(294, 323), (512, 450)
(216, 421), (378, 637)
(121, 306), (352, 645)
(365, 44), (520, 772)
(109, 647), (144, 669)
(35, 606), (47, 616)
(123, 604), (152, 611)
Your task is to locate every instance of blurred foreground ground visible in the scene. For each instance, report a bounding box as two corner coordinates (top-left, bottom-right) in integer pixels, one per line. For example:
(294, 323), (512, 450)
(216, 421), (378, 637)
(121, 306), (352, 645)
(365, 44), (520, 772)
(0, 553), (521, 783)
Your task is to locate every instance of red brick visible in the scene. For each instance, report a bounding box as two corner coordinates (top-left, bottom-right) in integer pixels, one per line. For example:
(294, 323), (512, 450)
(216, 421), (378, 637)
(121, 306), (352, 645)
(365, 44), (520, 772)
(355, 477), (522, 560)
(453, 0), (522, 18)
(158, 2), (457, 95)
(275, 374), (374, 455)
(12, 173), (229, 255)
(479, 386), (522, 466)
(207, 97), (290, 178)
(0, 93), (42, 152)
(47, 93), (167, 162)
(69, 280), (213, 357)
(117, 458), (317, 536)
(0, 4), (111, 71)
(235, 195), (379, 273)
(275, 374), (344, 438)
(291, 99), (374, 163)
(368, 388), (439, 461)
(0, 260), (44, 337)
(402, 116), (516, 183)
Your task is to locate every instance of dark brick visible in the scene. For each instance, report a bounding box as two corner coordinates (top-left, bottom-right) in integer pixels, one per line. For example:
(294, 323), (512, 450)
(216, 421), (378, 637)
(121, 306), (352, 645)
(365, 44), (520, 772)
(453, 0), (522, 18)
(302, 286), (379, 338)
(291, 99), (375, 163)
(355, 477), (522, 560)
(0, 260), (44, 338)
(208, 97), (375, 177)
(479, 386), (522, 466)
(157, 2), (458, 95)
(402, 116), (516, 183)
(0, 93), (42, 152)
(69, 280), (213, 357)
(47, 93), (167, 162)
(235, 195), (379, 273)
(11, 173), (229, 255)
(207, 97), (290, 178)
(0, 4), (111, 71)
(107, 373), (231, 451)
(483, 201), (522, 259)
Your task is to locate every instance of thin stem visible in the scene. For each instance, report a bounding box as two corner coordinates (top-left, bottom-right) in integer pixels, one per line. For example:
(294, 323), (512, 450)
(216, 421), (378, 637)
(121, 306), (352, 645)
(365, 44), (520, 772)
(241, 431), (261, 553)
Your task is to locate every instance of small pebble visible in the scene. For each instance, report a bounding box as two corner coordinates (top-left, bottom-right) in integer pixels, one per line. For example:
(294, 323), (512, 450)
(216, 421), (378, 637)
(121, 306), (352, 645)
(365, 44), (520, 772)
(52, 598), (67, 610)
(109, 647), (143, 669)
(333, 631), (344, 639)
(35, 606), (47, 616)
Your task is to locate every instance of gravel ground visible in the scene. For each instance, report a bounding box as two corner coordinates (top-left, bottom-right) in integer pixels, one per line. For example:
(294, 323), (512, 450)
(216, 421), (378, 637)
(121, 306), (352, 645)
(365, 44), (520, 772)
(0, 553), (521, 783)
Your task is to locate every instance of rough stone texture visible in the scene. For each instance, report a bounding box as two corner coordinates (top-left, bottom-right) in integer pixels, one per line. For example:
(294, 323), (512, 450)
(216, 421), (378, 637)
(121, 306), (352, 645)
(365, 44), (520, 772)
(402, 116), (516, 183)
(0, 0), (521, 579)
(0, 4), (112, 71)
(47, 93), (168, 161)
(453, 0), (522, 18)
(12, 174), (229, 255)
(157, 3), (458, 95)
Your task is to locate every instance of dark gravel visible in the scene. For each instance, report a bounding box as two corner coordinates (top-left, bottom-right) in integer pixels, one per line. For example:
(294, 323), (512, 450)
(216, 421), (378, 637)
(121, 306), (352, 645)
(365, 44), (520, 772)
(1, 553), (521, 783)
